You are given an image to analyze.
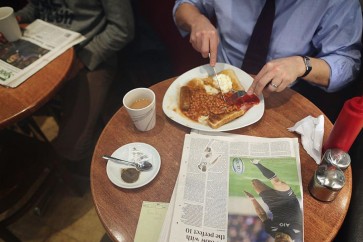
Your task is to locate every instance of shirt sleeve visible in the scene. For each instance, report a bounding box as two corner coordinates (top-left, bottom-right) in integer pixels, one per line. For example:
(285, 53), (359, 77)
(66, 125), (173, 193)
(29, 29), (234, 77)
(78, 0), (135, 70)
(173, 0), (214, 37)
(312, 0), (362, 92)
(15, 1), (37, 23)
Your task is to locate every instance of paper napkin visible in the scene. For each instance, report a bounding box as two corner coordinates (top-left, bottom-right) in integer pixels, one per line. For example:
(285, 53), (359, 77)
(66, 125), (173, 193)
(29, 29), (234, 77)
(288, 115), (324, 164)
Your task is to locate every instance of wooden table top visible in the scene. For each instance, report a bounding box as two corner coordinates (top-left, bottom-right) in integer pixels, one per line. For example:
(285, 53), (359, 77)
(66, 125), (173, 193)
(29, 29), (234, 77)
(0, 47), (74, 129)
(91, 78), (352, 242)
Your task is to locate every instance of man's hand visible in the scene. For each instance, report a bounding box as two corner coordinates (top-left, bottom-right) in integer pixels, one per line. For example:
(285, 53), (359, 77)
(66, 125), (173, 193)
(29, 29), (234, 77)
(175, 3), (219, 66)
(247, 56), (305, 96)
(66, 57), (85, 80)
(189, 15), (219, 66)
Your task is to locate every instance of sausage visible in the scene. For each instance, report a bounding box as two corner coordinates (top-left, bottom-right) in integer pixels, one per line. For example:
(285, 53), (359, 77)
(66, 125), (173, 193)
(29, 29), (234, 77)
(180, 86), (191, 111)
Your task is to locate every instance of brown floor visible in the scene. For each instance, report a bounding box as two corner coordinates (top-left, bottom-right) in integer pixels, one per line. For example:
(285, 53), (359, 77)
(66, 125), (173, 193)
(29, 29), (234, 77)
(4, 116), (107, 242)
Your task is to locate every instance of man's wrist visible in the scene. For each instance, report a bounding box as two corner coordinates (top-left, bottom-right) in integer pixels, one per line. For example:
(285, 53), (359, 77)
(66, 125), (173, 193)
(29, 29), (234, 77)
(300, 56), (312, 78)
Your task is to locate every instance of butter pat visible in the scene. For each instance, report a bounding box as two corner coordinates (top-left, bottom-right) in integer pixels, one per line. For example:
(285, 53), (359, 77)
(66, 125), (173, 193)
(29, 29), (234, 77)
(213, 74), (232, 93)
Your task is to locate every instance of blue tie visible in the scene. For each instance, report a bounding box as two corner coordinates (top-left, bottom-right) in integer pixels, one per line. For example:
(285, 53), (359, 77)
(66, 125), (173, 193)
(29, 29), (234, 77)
(241, 0), (276, 75)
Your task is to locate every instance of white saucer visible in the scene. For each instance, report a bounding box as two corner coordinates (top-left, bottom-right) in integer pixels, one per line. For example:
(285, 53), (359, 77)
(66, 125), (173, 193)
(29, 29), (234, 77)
(106, 142), (161, 189)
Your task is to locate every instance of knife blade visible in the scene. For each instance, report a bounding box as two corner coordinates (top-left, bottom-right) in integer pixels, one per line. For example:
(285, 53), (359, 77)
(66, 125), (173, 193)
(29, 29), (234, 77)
(208, 53), (227, 103)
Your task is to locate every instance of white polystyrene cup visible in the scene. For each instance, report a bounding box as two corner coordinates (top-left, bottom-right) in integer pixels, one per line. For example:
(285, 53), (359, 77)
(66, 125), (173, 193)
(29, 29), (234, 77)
(0, 7), (21, 42)
(123, 88), (156, 131)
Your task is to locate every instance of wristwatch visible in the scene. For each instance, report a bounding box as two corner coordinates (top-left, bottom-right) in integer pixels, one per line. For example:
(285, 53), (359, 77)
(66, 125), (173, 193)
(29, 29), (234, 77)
(300, 56), (312, 78)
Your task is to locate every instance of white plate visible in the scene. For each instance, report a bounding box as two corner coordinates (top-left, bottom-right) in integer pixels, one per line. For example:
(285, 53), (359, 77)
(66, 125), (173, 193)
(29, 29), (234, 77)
(162, 63), (265, 131)
(106, 142), (161, 189)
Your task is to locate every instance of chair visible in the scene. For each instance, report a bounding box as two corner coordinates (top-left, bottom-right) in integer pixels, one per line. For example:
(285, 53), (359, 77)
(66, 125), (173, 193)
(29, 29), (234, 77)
(135, 0), (206, 76)
(333, 130), (363, 242)
(0, 130), (57, 241)
(333, 27), (363, 239)
(102, 0), (205, 123)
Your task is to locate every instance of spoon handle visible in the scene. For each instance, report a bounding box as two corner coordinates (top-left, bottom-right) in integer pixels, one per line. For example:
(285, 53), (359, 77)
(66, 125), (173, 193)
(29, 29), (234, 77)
(102, 155), (135, 166)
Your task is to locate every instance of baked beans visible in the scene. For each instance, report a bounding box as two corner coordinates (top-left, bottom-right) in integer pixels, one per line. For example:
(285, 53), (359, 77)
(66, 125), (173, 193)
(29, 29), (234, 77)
(182, 87), (238, 121)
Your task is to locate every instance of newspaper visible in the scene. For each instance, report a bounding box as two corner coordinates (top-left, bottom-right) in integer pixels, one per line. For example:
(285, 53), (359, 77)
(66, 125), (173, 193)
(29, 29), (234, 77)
(159, 131), (304, 242)
(0, 19), (85, 88)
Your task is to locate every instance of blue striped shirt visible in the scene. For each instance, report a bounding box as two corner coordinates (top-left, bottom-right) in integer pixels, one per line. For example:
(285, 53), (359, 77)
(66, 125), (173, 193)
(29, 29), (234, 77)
(173, 0), (362, 92)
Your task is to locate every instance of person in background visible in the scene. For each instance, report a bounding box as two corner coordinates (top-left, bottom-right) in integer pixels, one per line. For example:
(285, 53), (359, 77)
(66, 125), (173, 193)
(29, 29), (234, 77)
(15, 0), (134, 176)
(173, 1), (362, 98)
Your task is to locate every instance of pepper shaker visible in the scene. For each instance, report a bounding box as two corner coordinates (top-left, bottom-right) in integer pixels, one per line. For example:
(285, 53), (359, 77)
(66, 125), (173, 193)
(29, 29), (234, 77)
(321, 148), (351, 171)
(308, 162), (345, 202)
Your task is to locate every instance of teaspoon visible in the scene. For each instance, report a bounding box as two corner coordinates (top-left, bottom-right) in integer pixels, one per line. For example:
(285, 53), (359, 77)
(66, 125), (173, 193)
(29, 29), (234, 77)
(102, 155), (153, 171)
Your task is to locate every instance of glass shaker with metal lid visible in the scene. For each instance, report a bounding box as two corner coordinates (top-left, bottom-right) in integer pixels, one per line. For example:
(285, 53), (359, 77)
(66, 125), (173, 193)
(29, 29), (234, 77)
(308, 162), (345, 202)
(322, 148), (351, 171)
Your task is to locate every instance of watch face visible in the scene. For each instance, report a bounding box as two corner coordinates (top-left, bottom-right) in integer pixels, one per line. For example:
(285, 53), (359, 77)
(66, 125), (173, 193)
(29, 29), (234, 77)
(305, 57), (312, 69)
(301, 56), (312, 77)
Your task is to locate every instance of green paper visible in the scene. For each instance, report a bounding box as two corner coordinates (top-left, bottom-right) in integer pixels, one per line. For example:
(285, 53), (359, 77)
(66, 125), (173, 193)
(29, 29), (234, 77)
(134, 201), (169, 242)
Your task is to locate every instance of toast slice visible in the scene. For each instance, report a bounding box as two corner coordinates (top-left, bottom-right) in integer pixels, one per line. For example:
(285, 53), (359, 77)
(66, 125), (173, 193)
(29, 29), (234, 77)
(206, 69), (247, 128)
(207, 108), (246, 129)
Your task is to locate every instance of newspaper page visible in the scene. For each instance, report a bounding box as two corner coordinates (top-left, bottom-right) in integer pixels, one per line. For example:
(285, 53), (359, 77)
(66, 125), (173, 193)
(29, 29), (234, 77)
(161, 132), (304, 242)
(0, 19), (85, 88)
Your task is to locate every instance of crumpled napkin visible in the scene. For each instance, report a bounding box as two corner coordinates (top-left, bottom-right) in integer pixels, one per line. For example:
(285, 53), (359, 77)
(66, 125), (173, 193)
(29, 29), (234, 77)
(288, 115), (324, 164)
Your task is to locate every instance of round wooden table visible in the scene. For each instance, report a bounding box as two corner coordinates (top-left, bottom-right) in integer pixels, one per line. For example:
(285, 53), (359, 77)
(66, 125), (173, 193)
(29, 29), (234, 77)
(0, 47), (75, 241)
(0, 47), (74, 129)
(91, 78), (352, 242)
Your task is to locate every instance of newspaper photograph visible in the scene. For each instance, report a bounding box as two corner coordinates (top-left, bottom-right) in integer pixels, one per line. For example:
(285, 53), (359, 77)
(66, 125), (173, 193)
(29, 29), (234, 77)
(0, 19), (85, 88)
(160, 132), (303, 242)
(228, 158), (303, 242)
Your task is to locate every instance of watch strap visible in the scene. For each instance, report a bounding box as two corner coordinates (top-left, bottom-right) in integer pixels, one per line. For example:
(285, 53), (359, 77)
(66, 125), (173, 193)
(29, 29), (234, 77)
(300, 56), (312, 78)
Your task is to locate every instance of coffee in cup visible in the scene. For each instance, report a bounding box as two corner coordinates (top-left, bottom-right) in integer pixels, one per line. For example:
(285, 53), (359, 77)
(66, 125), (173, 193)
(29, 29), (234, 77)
(123, 88), (156, 131)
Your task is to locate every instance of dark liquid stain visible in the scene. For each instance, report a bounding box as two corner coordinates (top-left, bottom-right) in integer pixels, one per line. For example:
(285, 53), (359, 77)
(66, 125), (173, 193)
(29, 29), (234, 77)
(121, 168), (140, 183)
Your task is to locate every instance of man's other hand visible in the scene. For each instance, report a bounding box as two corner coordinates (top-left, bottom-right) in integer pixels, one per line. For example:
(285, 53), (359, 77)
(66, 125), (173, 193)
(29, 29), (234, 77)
(0, 33), (8, 44)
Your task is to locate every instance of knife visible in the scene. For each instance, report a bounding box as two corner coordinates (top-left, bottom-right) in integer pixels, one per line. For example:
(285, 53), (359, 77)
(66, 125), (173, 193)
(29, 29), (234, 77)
(208, 53), (227, 103)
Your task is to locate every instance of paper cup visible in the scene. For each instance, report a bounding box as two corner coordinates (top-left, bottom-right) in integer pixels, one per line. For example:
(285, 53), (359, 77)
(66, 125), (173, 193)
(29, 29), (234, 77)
(123, 88), (156, 131)
(0, 7), (21, 42)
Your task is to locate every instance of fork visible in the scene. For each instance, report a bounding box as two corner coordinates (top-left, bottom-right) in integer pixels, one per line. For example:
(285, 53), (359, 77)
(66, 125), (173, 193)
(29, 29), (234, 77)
(226, 90), (247, 104)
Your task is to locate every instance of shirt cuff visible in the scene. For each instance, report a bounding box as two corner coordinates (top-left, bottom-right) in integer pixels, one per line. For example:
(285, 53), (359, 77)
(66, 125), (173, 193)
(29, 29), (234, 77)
(320, 55), (358, 92)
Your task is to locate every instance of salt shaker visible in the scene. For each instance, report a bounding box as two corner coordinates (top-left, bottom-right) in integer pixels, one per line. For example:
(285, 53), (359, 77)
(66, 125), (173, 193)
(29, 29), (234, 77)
(308, 162), (345, 202)
(321, 148), (351, 171)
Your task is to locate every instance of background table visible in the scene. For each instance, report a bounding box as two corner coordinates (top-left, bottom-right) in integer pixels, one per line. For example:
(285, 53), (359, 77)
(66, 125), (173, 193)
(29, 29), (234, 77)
(91, 78), (352, 242)
(0, 47), (75, 241)
(0, 47), (74, 129)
